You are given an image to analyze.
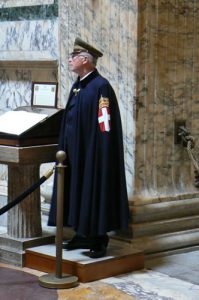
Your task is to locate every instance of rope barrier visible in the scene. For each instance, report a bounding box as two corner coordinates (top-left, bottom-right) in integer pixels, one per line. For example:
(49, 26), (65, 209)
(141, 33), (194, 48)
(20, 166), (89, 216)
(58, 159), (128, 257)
(0, 167), (54, 216)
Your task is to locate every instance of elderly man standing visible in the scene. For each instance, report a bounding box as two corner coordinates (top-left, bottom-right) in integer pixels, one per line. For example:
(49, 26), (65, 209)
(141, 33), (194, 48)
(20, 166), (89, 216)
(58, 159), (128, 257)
(48, 37), (129, 258)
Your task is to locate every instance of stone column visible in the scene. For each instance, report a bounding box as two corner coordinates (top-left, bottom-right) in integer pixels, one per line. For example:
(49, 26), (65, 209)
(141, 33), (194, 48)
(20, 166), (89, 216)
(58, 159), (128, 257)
(7, 164), (41, 238)
(0, 144), (58, 238)
(133, 0), (199, 203)
(0, 144), (57, 266)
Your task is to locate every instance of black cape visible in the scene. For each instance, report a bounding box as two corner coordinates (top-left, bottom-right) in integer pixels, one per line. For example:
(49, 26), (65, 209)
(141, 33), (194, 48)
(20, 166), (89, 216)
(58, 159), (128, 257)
(48, 69), (129, 236)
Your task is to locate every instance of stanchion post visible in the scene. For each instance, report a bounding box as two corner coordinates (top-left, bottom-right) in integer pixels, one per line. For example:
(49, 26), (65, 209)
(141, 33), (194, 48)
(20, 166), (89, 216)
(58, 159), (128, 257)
(55, 150), (65, 278)
(39, 150), (78, 289)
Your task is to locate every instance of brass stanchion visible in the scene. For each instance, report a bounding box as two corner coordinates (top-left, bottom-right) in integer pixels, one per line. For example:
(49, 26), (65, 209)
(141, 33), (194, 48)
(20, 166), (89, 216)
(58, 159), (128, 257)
(39, 151), (78, 289)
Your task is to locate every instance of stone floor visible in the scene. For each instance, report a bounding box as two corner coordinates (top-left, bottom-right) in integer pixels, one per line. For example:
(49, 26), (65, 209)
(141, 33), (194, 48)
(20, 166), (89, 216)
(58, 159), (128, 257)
(1, 209), (199, 299)
(2, 250), (199, 299)
(102, 250), (199, 300)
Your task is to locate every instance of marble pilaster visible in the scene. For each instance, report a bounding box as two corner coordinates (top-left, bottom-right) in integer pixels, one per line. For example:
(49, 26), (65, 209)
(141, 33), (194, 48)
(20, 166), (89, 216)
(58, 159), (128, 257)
(134, 0), (199, 203)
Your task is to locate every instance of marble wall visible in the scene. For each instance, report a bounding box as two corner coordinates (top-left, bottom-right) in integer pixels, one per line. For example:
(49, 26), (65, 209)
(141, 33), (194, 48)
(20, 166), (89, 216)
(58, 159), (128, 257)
(59, 0), (138, 197)
(134, 0), (199, 203)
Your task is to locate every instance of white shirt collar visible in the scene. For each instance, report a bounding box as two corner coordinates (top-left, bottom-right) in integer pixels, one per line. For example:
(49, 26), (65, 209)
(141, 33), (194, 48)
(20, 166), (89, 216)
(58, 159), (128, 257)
(80, 71), (94, 81)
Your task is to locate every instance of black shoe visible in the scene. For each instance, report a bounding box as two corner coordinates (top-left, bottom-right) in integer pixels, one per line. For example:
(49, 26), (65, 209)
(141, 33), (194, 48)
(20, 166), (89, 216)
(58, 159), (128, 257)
(89, 245), (107, 258)
(62, 235), (94, 250)
(88, 235), (109, 258)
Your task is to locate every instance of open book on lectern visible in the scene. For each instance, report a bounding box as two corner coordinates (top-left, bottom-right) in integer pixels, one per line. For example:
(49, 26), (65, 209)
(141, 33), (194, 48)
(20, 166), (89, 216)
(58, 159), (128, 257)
(0, 106), (64, 147)
(0, 110), (48, 136)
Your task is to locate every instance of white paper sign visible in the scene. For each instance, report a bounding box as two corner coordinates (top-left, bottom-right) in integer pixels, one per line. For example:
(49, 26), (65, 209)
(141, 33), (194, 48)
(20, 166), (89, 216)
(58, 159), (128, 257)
(32, 82), (58, 107)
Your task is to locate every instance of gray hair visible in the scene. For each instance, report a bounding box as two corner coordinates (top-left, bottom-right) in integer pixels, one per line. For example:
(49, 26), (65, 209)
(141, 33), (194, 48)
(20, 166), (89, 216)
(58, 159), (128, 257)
(80, 51), (98, 67)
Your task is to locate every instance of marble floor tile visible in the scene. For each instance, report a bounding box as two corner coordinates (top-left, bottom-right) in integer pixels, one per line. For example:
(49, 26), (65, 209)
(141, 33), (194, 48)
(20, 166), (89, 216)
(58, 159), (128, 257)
(170, 252), (199, 267)
(102, 269), (199, 300)
(146, 260), (190, 276)
(146, 250), (199, 286)
(147, 251), (199, 266)
(175, 270), (199, 285)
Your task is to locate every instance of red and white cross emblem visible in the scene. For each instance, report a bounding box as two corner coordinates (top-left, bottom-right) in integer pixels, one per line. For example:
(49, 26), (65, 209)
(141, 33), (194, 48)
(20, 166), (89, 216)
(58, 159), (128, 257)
(98, 107), (111, 132)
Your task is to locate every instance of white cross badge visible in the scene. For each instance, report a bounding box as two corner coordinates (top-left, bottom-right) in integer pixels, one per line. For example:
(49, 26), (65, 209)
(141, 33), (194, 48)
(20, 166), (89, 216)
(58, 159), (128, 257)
(98, 96), (111, 132)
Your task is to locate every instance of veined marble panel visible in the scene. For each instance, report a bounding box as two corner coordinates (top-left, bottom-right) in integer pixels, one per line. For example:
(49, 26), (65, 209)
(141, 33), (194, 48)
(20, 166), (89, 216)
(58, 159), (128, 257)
(0, 0), (54, 8)
(0, 20), (58, 57)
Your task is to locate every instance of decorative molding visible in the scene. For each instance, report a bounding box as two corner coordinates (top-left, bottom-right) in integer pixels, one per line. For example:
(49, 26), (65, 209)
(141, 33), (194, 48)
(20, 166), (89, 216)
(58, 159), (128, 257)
(0, 51), (58, 69)
(0, 60), (58, 69)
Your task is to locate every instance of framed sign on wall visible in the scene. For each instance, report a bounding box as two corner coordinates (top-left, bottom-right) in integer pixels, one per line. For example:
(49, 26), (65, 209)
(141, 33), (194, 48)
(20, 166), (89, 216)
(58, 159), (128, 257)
(31, 82), (58, 108)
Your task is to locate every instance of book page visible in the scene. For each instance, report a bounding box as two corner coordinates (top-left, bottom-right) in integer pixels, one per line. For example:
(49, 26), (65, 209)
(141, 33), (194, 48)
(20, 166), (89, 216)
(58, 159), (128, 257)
(0, 111), (48, 135)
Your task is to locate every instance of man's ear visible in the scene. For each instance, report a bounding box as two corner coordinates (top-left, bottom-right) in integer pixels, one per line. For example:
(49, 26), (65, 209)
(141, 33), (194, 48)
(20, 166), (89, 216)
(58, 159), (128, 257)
(82, 56), (88, 64)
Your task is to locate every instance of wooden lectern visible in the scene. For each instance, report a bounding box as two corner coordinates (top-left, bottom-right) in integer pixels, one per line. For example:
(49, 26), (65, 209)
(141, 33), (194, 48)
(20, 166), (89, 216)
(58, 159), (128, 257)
(0, 106), (64, 239)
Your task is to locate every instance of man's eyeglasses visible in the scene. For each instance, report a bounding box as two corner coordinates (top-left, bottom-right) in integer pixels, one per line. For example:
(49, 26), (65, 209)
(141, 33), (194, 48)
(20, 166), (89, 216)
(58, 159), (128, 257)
(69, 53), (85, 59)
(69, 53), (87, 60)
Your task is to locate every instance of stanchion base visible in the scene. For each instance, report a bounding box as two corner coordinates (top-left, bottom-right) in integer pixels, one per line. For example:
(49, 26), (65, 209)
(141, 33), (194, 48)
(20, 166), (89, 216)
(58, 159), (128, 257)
(39, 273), (78, 289)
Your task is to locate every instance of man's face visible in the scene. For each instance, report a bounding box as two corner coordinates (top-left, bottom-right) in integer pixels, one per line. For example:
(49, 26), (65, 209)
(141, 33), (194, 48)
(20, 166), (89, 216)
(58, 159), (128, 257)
(68, 53), (85, 74)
